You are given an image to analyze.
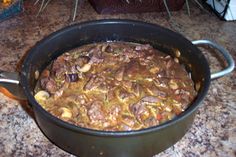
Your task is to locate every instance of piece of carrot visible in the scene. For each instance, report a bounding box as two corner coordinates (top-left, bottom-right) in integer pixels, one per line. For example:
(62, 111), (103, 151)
(156, 114), (163, 121)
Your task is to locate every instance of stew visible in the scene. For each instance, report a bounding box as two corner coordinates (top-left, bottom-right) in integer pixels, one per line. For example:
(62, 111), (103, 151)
(34, 42), (197, 131)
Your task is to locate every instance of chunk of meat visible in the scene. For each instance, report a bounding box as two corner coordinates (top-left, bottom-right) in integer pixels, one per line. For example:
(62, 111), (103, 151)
(87, 101), (105, 122)
(125, 60), (152, 80)
(123, 49), (136, 58)
(129, 96), (161, 122)
(41, 69), (50, 78)
(145, 85), (167, 98)
(40, 77), (49, 89)
(125, 60), (140, 79)
(115, 66), (125, 81)
(117, 89), (135, 102)
(139, 57), (152, 66)
(89, 46), (102, 57)
(121, 115), (137, 130)
(54, 83), (69, 98)
(153, 89), (167, 98)
(107, 105), (121, 123)
(88, 47), (104, 64)
(51, 56), (68, 78)
(122, 80), (133, 90)
(109, 105), (121, 117)
(166, 59), (173, 69)
(66, 94), (88, 105)
(123, 48), (145, 59)
(40, 77), (57, 94)
(135, 44), (152, 51)
(63, 53), (73, 61)
(107, 90), (116, 102)
(143, 117), (159, 127)
(130, 102), (148, 117)
(45, 79), (57, 94)
(84, 75), (104, 91)
(89, 55), (104, 64)
(141, 96), (161, 104)
(157, 70), (170, 78)
(153, 77), (169, 88)
(130, 83), (141, 97)
(97, 82), (109, 93)
(129, 102), (149, 120)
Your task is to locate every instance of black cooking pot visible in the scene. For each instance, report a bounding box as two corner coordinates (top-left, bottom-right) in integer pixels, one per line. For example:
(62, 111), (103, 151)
(0, 20), (234, 157)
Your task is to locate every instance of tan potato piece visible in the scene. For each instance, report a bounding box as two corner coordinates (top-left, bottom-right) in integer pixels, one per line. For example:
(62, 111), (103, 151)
(34, 90), (50, 101)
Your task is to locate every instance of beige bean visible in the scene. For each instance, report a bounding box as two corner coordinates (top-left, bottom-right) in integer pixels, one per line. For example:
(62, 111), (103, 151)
(34, 70), (39, 80)
(175, 49), (181, 58)
(174, 57), (179, 63)
(77, 63), (91, 73)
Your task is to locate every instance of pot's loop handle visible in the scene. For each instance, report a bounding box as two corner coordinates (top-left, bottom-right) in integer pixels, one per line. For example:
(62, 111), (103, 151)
(0, 71), (20, 84)
(192, 40), (235, 80)
(0, 71), (27, 100)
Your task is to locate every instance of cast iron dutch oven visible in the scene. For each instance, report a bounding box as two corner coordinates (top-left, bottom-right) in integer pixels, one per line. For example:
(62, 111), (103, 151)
(0, 20), (234, 157)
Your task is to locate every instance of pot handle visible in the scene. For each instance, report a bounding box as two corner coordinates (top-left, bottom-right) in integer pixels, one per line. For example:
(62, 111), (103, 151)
(0, 70), (27, 100)
(192, 40), (235, 80)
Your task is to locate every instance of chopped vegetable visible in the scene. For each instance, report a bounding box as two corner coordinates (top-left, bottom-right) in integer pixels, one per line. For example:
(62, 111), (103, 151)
(156, 114), (163, 121)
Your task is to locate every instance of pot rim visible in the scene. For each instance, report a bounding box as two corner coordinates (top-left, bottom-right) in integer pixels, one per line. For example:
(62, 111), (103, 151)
(20, 19), (211, 137)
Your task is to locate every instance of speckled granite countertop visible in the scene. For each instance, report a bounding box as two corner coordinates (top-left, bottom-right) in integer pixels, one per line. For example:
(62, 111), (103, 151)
(0, 1), (235, 157)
